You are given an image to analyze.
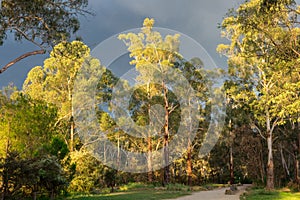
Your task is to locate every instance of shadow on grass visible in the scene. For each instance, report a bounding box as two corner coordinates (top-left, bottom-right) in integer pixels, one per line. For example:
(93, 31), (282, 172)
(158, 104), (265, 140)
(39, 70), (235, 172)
(70, 190), (191, 200)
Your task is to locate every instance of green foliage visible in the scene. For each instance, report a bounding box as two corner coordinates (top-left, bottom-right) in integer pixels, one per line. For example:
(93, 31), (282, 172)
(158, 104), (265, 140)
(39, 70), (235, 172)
(119, 18), (181, 70)
(218, 0), (300, 189)
(218, 0), (300, 126)
(103, 167), (118, 192)
(0, 0), (89, 47)
(0, 151), (66, 199)
(23, 40), (91, 118)
(242, 188), (300, 200)
(117, 18), (213, 185)
(0, 91), (58, 157)
(48, 136), (69, 160)
(0, 0), (93, 73)
(3, 8), (300, 198)
(166, 183), (190, 191)
(0, 88), (68, 199)
(68, 176), (96, 193)
(68, 150), (104, 193)
(32, 156), (67, 197)
(23, 40), (99, 152)
(119, 182), (154, 191)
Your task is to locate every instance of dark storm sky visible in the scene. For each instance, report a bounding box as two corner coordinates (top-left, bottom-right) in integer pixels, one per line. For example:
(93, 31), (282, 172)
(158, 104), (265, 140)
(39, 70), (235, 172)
(0, 0), (243, 89)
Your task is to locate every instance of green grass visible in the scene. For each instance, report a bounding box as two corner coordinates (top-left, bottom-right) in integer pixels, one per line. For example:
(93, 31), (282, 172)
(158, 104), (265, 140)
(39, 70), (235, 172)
(68, 190), (191, 200)
(66, 182), (227, 200)
(67, 182), (191, 200)
(119, 182), (155, 191)
(241, 188), (300, 200)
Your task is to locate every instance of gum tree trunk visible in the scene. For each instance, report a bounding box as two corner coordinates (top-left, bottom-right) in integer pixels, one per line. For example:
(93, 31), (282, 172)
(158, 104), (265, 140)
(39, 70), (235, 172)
(147, 83), (153, 182)
(163, 81), (170, 185)
(266, 112), (274, 190)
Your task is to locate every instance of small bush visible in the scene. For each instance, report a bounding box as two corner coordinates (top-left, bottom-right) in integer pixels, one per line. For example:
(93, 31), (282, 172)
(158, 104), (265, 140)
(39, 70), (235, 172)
(68, 175), (95, 192)
(119, 182), (154, 191)
(167, 183), (190, 191)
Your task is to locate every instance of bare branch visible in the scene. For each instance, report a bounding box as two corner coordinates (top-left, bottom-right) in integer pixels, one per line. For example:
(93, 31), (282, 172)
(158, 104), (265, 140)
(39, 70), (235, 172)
(252, 123), (266, 140)
(0, 49), (46, 74)
(10, 27), (44, 49)
(270, 117), (279, 134)
(168, 104), (178, 114)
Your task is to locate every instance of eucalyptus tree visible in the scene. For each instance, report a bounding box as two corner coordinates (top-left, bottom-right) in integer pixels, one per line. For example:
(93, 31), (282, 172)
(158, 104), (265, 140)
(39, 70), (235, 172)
(118, 18), (211, 186)
(0, 0), (91, 73)
(218, 0), (300, 189)
(118, 18), (181, 185)
(23, 40), (92, 152)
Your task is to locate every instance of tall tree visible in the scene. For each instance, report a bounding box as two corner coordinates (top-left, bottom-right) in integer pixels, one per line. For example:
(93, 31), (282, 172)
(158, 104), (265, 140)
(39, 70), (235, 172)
(118, 18), (210, 186)
(218, 0), (300, 189)
(119, 18), (182, 185)
(0, 0), (91, 73)
(23, 40), (92, 152)
(173, 58), (212, 186)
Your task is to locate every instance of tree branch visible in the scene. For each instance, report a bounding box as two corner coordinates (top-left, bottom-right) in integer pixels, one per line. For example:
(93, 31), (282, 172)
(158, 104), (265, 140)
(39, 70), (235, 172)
(270, 117), (279, 134)
(0, 49), (46, 74)
(252, 123), (266, 140)
(9, 27), (45, 49)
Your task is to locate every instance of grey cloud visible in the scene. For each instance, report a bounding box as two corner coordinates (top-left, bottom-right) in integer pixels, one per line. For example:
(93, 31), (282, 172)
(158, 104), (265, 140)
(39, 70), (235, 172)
(0, 0), (242, 88)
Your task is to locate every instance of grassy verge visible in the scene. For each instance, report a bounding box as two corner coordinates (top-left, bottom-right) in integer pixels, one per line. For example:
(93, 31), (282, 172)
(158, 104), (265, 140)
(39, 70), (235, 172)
(67, 183), (191, 200)
(66, 182), (228, 200)
(68, 190), (190, 200)
(241, 187), (300, 200)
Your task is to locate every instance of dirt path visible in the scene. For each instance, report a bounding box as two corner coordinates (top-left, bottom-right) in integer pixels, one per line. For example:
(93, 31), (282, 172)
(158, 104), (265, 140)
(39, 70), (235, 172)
(167, 184), (251, 200)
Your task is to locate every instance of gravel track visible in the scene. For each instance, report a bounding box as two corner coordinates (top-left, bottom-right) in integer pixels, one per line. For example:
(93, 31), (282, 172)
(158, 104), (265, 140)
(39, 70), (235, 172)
(167, 184), (251, 200)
